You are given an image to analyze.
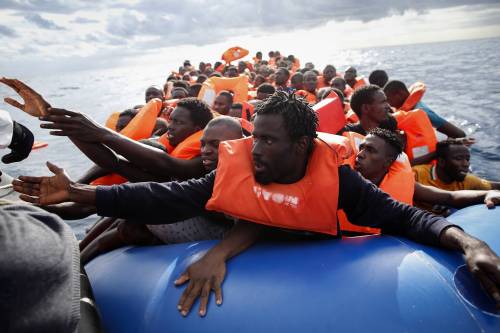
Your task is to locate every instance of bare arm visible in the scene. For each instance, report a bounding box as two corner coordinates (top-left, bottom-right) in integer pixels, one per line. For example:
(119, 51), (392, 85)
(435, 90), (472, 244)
(414, 183), (500, 208)
(436, 121), (466, 138)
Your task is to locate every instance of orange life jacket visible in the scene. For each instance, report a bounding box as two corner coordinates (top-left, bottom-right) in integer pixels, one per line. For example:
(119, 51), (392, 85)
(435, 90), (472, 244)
(344, 85), (354, 98)
(345, 109), (359, 124)
(221, 46), (249, 64)
(206, 133), (351, 235)
(120, 99), (163, 141)
(352, 77), (367, 90)
(239, 118), (254, 135)
(339, 132), (415, 234)
(394, 109), (437, 161)
(105, 112), (120, 131)
(198, 76), (249, 105)
(316, 75), (331, 89)
(314, 92), (346, 134)
(241, 101), (254, 121)
(295, 90), (317, 104)
(401, 82), (426, 112)
(158, 130), (203, 159)
(91, 99), (163, 186)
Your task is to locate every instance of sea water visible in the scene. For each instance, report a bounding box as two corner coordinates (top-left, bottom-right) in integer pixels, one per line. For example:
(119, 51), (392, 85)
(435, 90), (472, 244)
(1, 37), (499, 238)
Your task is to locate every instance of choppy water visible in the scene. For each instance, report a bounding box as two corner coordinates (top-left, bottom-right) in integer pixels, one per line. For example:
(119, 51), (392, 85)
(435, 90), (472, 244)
(1, 37), (499, 238)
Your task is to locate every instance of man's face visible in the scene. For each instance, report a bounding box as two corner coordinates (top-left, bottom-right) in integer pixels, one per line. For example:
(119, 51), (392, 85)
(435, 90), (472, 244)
(441, 145), (470, 181)
(385, 89), (407, 109)
(171, 88), (188, 99)
(344, 67), (357, 82)
(200, 126), (242, 171)
(167, 106), (198, 147)
(226, 68), (238, 78)
(331, 78), (346, 92)
(228, 107), (243, 118)
(355, 135), (392, 182)
(303, 73), (318, 93)
(212, 95), (231, 115)
(366, 90), (391, 124)
(251, 114), (297, 184)
(275, 69), (289, 86)
(323, 66), (336, 82)
(145, 87), (164, 103)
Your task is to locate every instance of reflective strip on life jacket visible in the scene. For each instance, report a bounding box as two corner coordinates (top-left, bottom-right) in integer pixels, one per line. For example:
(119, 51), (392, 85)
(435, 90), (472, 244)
(206, 133), (351, 235)
(198, 76), (249, 106)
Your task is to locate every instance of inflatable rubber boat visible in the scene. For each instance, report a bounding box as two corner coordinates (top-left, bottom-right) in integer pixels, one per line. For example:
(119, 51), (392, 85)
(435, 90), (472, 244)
(86, 205), (500, 332)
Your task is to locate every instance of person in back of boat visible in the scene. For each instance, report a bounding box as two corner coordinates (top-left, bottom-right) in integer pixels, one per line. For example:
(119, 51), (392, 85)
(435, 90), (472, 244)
(145, 85), (165, 103)
(212, 90), (233, 115)
(318, 64), (336, 88)
(368, 69), (388, 88)
(338, 85), (392, 135)
(384, 80), (466, 138)
(289, 72), (304, 92)
(344, 66), (366, 90)
(13, 91), (500, 319)
(225, 66), (239, 78)
(295, 70), (318, 104)
(352, 129), (500, 219)
(256, 83), (275, 101)
(274, 67), (293, 94)
(413, 139), (500, 195)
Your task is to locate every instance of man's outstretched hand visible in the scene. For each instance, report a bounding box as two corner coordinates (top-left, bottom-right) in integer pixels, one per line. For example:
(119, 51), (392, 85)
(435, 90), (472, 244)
(0, 77), (51, 117)
(175, 251), (226, 317)
(12, 161), (73, 205)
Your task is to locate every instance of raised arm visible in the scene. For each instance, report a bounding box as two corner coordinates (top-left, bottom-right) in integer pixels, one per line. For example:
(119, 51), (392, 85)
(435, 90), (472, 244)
(40, 108), (205, 180)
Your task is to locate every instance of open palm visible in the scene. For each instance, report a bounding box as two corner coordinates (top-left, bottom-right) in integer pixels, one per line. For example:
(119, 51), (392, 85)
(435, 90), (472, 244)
(0, 77), (51, 117)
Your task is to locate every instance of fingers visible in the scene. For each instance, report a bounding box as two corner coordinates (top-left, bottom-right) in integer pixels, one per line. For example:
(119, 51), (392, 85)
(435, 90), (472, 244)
(47, 107), (80, 117)
(12, 179), (41, 196)
(485, 198), (494, 209)
(4, 97), (24, 110)
(0, 77), (21, 93)
(46, 161), (63, 175)
(179, 281), (203, 317)
(177, 280), (194, 315)
(475, 270), (500, 305)
(214, 280), (223, 306)
(18, 194), (40, 204)
(174, 271), (190, 286)
(198, 281), (211, 317)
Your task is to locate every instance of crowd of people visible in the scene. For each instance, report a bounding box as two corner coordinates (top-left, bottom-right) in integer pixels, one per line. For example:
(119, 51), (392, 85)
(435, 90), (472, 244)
(1, 48), (500, 330)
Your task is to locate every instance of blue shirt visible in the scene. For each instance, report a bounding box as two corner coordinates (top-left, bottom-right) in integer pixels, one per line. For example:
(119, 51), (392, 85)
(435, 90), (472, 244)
(415, 101), (447, 128)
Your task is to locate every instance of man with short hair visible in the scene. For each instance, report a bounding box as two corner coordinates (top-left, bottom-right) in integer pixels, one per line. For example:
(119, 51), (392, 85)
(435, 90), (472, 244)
(212, 91), (233, 115)
(290, 72), (304, 91)
(413, 139), (500, 192)
(384, 80), (466, 138)
(296, 70), (318, 104)
(274, 68), (291, 93)
(318, 65), (337, 88)
(368, 69), (388, 88)
(256, 83), (276, 100)
(144, 85), (165, 103)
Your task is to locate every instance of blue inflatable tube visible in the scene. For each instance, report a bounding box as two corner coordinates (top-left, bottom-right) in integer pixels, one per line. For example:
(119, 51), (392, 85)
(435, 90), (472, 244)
(86, 205), (500, 332)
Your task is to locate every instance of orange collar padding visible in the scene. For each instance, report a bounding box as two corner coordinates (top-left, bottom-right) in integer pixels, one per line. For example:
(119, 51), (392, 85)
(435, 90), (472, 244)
(105, 112), (120, 131)
(198, 75), (249, 105)
(206, 133), (351, 235)
(158, 130), (203, 159)
(119, 98), (163, 141)
(295, 90), (317, 104)
(339, 132), (415, 234)
(401, 82), (426, 111)
(394, 109), (437, 161)
(314, 92), (346, 134)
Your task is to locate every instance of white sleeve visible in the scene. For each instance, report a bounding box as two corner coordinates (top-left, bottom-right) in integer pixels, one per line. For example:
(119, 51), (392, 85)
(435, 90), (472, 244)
(0, 110), (14, 149)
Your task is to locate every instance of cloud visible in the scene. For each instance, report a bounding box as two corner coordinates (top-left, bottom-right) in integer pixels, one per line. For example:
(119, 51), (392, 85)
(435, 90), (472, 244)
(0, 0), (96, 14)
(72, 17), (99, 24)
(0, 24), (17, 37)
(103, 0), (500, 47)
(24, 13), (66, 30)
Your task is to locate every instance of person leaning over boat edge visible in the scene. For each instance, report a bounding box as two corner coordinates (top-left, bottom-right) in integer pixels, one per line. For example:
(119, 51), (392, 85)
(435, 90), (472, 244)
(12, 91), (500, 319)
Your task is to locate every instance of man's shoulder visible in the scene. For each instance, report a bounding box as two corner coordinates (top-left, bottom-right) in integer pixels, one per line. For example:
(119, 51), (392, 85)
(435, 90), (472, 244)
(463, 173), (492, 190)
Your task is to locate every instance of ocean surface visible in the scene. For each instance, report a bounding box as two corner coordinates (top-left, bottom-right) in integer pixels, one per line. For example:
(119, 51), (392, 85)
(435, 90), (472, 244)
(1, 37), (499, 238)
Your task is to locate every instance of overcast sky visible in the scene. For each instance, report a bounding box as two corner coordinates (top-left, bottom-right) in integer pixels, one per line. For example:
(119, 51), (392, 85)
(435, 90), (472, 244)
(1, 0), (499, 76)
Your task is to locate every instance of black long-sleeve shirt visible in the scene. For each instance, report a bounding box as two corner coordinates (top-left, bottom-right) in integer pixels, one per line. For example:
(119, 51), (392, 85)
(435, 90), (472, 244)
(96, 166), (454, 246)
